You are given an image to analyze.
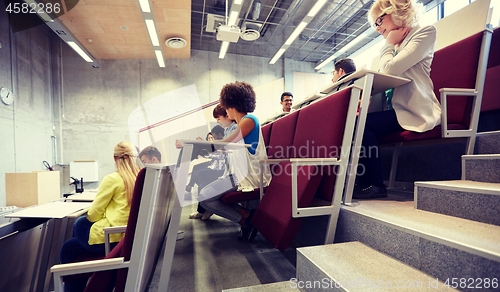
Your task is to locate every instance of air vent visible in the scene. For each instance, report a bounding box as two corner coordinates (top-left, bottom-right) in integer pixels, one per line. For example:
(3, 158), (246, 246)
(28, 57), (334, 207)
(165, 37), (187, 49)
(240, 22), (262, 41)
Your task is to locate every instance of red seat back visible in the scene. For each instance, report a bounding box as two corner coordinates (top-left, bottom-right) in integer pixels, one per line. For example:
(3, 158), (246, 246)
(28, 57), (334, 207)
(481, 66), (500, 113)
(292, 88), (352, 201)
(251, 162), (323, 251)
(252, 88), (353, 250)
(486, 27), (500, 69)
(83, 168), (147, 292)
(430, 31), (484, 127)
(261, 124), (272, 147)
(481, 28), (500, 113)
(266, 111), (299, 159)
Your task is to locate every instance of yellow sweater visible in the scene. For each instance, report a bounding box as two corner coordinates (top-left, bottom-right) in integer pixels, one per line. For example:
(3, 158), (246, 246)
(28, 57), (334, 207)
(86, 172), (130, 245)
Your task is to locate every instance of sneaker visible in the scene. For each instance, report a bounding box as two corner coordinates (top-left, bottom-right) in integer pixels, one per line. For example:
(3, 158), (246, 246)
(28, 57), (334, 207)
(189, 212), (204, 219)
(201, 211), (213, 221)
(352, 184), (387, 199)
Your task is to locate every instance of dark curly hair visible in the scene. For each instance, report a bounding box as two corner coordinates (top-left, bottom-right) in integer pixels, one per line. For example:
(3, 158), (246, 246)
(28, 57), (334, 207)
(219, 81), (256, 113)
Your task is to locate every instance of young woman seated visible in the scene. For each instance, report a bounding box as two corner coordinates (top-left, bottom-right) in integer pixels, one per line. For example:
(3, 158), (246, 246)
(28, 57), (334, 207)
(60, 142), (141, 292)
(197, 81), (272, 242)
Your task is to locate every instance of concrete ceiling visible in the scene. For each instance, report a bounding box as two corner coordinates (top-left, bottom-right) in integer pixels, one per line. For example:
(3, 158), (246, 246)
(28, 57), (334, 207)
(57, 0), (433, 65)
(59, 0), (191, 60)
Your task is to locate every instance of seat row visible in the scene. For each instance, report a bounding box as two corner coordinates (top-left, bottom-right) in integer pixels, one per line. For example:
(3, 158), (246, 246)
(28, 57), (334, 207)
(380, 26), (500, 188)
(221, 85), (361, 250)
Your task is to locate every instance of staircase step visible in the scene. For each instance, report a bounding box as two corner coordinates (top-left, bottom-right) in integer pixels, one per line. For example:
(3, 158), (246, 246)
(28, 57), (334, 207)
(462, 154), (500, 183)
(415, 180), (500, 225)
(222, 281), (296, 292)
(335, 197), (500, 291)
(298, 242), (457, 291)
(475, 131), (500, 154)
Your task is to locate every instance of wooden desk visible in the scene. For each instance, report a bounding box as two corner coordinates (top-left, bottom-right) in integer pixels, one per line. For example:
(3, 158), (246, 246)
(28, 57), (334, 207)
(6, 202), (91, 219)
(6, 202), (92, 292)
(175, 140), (250, 207)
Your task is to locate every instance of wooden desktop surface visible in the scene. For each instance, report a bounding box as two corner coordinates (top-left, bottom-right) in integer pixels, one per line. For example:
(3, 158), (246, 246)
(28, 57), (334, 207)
(5, 201), (92, 219)
(319, 68), (411, 95)
(180, 139), (251, 149)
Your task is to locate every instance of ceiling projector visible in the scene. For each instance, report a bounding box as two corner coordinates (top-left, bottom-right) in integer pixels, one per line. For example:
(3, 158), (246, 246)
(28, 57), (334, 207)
(217, 25), (241, 43)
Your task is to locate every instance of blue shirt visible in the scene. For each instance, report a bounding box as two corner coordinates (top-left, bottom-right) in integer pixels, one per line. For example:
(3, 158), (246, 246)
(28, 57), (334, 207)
(224, 122), (238, 138)
(241, 114), (260, 155)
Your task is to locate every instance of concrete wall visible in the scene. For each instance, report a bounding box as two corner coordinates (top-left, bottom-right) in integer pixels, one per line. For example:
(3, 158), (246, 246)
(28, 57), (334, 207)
(0, 3), (58, 207)
(56, 44), (322, 195)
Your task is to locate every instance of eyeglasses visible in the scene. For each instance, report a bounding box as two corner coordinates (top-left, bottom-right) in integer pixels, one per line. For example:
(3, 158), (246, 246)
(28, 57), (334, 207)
(372, 13), (387, 29)
(282, 98), (293, 103)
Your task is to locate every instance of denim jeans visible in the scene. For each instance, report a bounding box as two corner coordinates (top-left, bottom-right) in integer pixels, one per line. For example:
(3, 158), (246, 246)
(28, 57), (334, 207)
(60, 216), (118, 292)
(199, 175), (240, 223)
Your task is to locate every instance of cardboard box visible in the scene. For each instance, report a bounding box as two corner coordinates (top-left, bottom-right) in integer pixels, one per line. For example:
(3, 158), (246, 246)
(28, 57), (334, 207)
(5, 171), (61, 207)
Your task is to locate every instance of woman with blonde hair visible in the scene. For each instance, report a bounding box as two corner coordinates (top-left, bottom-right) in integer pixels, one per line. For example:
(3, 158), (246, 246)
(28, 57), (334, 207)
(60, 141), (141, 292)
(354, 0), (441, 199)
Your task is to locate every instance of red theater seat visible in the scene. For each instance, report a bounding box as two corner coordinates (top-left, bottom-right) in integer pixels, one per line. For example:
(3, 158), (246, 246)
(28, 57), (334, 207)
(59, 168), (147, 292)
(481, 27), (500, 114)
(53, 166), (179, 292)
(252, 87), (356, 251)
(380, 28), (493, 187)
(261, 124), (272, 147)
(251, 162), (323, 251)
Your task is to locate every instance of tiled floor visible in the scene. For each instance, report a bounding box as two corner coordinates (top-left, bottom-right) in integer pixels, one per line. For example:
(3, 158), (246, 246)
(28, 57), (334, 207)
(148, 202), (297, 292)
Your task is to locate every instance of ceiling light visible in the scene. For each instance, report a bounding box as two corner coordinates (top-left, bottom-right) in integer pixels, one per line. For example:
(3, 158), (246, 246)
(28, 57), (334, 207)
(25, 0), (53, 22)
(234, 0), (243, 4)
(219, 41), (230, 58)
(307, 0), (328, 17)
(139, 0), (151, 13)
(285, 22), (308, 45)
(145, 19), (160, 46)
(269, 0), (328, 65)
(67, 41), (93, 62)
(155, 50), (165, 67)
(137, 0), (165, 68)
(338, 32), (369, 54)
(228, 11), (239, 26)
(269, 48), (286, 64)
(315, 30), (370, 70)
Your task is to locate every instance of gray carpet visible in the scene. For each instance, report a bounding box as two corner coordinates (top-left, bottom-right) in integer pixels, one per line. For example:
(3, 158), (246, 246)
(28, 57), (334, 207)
(147, 202), (297, 292)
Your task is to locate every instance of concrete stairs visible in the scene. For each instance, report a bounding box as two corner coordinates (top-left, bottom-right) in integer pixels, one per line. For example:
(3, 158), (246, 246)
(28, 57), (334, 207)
(335, 197), (500, 291)
(223, 134), (500, 292)
(415, 154), (500, 226)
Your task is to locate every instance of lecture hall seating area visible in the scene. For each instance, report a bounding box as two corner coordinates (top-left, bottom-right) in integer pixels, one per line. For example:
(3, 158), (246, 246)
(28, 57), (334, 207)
(1, 0), (499, 291)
